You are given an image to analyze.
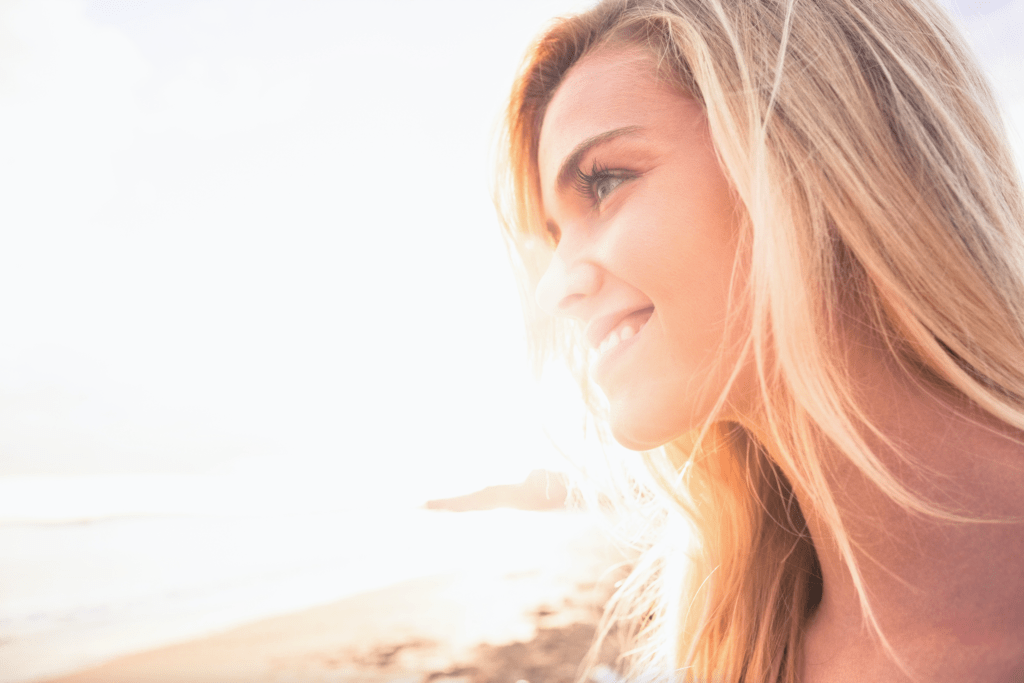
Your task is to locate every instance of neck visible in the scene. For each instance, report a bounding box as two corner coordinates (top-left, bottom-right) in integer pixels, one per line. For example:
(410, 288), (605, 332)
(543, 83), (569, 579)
(744, 344), (1024, 681)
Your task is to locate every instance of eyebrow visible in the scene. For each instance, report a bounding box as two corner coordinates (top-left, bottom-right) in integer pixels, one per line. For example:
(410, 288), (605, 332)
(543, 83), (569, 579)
(555, 125), (644, 190)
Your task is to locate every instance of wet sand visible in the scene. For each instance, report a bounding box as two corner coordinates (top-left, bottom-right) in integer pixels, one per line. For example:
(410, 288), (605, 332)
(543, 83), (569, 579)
(42, 513), (628, 683)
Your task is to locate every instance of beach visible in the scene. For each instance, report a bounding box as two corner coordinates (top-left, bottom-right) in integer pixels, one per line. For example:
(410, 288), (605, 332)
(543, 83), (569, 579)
(29, 508), (629, 683)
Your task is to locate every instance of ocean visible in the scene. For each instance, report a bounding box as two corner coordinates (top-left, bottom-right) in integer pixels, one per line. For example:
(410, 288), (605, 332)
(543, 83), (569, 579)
(0, 475), (593, 683)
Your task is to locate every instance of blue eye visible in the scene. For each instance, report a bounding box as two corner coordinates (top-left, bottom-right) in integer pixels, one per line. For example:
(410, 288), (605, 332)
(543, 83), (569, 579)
(573, 161), (634, 207)
(593, 175), (625, 202)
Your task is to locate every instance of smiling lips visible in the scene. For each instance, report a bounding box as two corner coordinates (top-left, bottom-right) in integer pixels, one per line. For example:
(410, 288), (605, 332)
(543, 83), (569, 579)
(587, 307), (655, 357)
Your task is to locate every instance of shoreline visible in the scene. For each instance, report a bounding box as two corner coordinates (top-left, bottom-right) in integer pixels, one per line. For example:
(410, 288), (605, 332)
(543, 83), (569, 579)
(37, 512), (629, 683)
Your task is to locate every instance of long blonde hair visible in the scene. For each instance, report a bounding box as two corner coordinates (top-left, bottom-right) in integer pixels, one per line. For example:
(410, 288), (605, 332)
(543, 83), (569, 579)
(495, 0), (1024, 681)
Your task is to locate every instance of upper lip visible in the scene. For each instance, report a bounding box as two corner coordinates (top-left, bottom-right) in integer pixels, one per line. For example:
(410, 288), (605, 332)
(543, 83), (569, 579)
(584, 306), (654, 350)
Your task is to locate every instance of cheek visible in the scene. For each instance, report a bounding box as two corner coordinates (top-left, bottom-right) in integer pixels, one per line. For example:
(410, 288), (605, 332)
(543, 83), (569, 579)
(598, 184), (749, 449)
(613, 187), (741, 350)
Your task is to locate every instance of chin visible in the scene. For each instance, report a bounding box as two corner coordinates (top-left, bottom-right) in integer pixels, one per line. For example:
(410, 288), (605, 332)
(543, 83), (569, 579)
(607, 404), (687, 452)
(610, 429), (666, 452)
(605, 388), (728, 452)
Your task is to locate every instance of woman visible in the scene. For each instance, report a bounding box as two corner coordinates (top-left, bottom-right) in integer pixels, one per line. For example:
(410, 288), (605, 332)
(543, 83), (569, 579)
(496, 0), (1024, 681)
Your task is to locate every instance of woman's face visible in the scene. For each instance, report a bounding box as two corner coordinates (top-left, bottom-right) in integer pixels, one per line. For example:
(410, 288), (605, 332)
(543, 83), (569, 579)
(535, 46), (752, 450)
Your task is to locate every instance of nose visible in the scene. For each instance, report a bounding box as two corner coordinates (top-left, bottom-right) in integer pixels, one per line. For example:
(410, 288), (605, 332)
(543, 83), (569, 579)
(534, 250), (602, 318)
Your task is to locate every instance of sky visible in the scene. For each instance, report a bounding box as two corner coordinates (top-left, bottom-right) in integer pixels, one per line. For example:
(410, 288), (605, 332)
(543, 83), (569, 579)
(0, 0), (1021, 507)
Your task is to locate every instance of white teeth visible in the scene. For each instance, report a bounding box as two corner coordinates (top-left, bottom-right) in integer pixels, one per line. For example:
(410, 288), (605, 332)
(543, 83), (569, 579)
(598, 329), (625, 356)
(599, 330), (620, 355)
(595, 316), (649, 358)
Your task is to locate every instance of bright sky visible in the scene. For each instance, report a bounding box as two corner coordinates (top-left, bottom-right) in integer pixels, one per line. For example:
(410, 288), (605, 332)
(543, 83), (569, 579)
(0, 0), (1021, 506)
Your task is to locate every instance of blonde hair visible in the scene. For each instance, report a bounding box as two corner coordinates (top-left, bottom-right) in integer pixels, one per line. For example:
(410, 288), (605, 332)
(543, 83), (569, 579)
(495, 0), (1024, 681)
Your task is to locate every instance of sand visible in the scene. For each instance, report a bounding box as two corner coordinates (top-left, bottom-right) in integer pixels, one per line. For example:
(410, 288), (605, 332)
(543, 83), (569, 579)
(41, 512), (630, 683)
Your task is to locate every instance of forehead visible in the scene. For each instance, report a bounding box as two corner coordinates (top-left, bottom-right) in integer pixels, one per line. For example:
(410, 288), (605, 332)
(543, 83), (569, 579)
(537, 46), (684, 186)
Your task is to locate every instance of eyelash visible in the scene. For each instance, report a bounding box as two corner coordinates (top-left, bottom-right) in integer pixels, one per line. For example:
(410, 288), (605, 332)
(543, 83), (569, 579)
(573, 161), (634, 207)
